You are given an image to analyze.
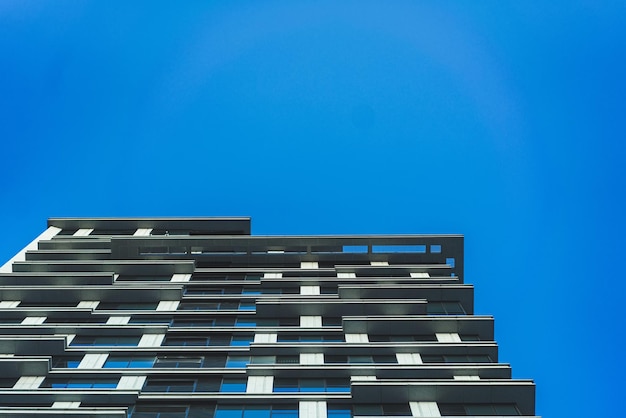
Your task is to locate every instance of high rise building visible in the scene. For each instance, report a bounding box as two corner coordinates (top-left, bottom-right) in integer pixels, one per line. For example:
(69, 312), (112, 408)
(0, 217), (537, 417)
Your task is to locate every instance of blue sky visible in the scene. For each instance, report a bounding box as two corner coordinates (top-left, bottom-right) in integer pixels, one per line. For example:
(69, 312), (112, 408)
(1, 1), (625, 416)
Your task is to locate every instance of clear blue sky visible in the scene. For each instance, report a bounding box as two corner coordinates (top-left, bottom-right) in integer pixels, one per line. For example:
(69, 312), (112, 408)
(1, 1), (625, 416)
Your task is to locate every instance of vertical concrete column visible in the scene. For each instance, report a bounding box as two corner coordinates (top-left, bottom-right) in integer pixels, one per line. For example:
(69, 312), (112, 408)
(301, 262), (319, 269)
(300, 401), (327, 418)
(73, 229), (93, 236)
(300, 353), (324, 365)
(300, 286), (320, 295)
(264, 273), (283, 279)
(77, 301), (99, 309)
(410, 272), (430, 278)
(254, 333), (278, 343)
(435, 333), (461, 342)
(157, 301), (180, 311)
(118, 375), (146, 390)
(246, 376), (274, 393)
(138, 334), (165, 347)
(78, 353), (108, 369)
(0, 301), (20, 308)
(106, 316), (131, 325)
(409, 402), (441, 417)
(337, 272), (356, 278)
(300, 316), (322, 327)
(21, 317), (46, 325)
(345, 334), (368, 343)
(133, 228), (153, 236)
(13, 376), (45, 389)
(171, 274), (191, 282)
(396, 353), (423, 364)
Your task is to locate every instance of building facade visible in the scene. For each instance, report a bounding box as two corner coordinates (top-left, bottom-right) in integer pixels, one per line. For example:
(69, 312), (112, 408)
(0, 217), (537, 417)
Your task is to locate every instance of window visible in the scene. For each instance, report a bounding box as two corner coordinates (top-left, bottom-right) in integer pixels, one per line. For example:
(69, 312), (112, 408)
(427, 301), (466, 315)
(104, 356), (155, 368)
(117, 275), (172, 282)
(322, 317), (342, 326)
(143, 377), (244, 393)
(273, 378), (350, 393)
(162, 334), (253, 347)
(353, 404), (411, 416)
(98, 302), (158, 310)
(154, 356), (226, 368)
(183, 286), (262, 295)
(460, 334), (481, 341)
(438, 404), (520, 416)
(214, 404), (298, 418)
(191, 274), (261, 281)
(251, 355), (299, 365)
(421, 354), (492, 363)
(221, 378), (247, 392)
(277, 334), (344, 343)
(369, 335), (436, 342)
(325, 355), (397, 364)
(43, 378), (118, 389)
(226, 355), (250, 368)
(178, 302), (256, 311)
(18, 301), (77, 308)
(0, 378), (18, 388)
(70, 336), (140, 346)
(45, 317), (107, 324)
(130, 404), (216, 418)
(327, 407), (351, 418)
(51, 356), (83, 368)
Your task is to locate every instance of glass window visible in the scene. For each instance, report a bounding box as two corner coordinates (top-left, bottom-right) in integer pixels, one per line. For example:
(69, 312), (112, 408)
(274, 378), (350, 393)
(70, 336), (140, 346)
(215, 405), (297, 418)
(277, 334), (344, 343)
(130, 404), (215, 418)
(420, 354), (492, 363)
(226, 356), (250, 368)
(427, 301), (466, 315)
(220, 378), (247, 392)
(155, 356), (207, 368)
(104, 356), (155, 368)
(51, 356), (83, 368)
(438, 404), (520, 416)
(97, 302), (158, 310)
(44, 378), (118, 389)
(353, 404), (411, 416)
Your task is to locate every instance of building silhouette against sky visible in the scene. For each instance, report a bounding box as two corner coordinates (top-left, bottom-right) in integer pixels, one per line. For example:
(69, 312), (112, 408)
(0, 217), (537, 417)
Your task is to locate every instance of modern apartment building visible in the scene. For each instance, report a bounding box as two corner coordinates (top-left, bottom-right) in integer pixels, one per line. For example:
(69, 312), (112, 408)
(0, 217), (537, 417)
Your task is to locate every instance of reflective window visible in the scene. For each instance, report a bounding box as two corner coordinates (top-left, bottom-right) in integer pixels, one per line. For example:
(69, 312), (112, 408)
(353, 404), (412, 416)
(70, 336), (140, 346)
(226, 356), (250, 368)
(277, 334), (344, 343)
(104, 356), (155, 368)
(142, 377), (242, 393)
(97, 302), (158, 310)
(215, 405), (297, 418)
(130, 404), (216, 418)
(178, 302), (255, 311)
(438, 404), (520, 416)
(274, 378), (350, 393)
(427, 301), (466, 315)
(421, 354), (492, 363)
(51, 356), (83, 368)
(325, 355), (397, 364)
(154, 356), (226, 368)
(369, 335), (436, 342)
(163, 334), (253, 347)
(43, 378), (118, 389)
